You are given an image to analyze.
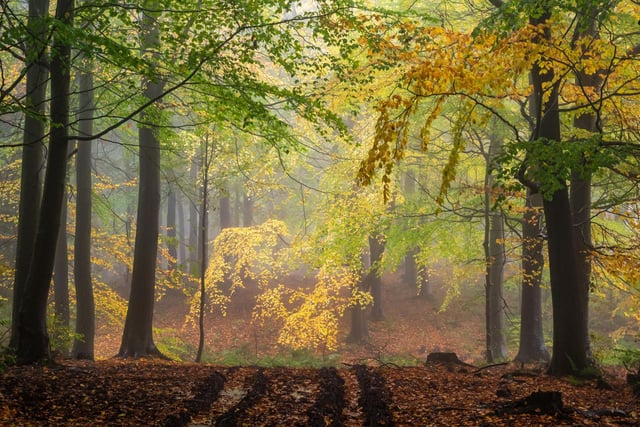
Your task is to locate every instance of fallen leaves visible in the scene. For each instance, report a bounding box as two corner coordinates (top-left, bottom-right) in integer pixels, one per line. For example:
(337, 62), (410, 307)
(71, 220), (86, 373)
(0, 360), (637, 426)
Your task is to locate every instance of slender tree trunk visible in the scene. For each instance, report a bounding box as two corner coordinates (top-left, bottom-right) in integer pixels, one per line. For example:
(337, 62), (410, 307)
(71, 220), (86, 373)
(16, 0), (74, 364)
(196, 135), (211, 363)
(176, 191), (186, 268)
(73, 56), (95, 360)
(243, 192), (253, 227)
(347, 252), (370, 343)
(484, 133), (507, 362)
(515, 191), (549, 363)
(368, 234), (385, 321)
(118, 3), (165, 358)
(188, 156), (199, 276)
(220, 193), (232, 230)
(10, 0), (49, 351)
(166, 188), (178, 270)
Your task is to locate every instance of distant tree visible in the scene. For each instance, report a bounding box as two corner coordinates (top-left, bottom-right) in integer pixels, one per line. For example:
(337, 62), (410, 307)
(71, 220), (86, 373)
(368, 234), (386, 321)
(166, 187), (178, 271)
(484, 132), (507, 362)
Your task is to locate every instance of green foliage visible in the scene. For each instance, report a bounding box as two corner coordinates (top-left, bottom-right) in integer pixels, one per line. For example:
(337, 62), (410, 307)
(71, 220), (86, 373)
(153, 328), (195, 362)
(47, 315), (82, 357)
(203, 345), (339, 368)
(0, 298), (13, 372)
(495, 135), (622, 201)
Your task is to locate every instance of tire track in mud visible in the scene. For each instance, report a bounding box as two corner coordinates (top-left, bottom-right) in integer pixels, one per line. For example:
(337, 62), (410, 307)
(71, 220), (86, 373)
(306, 367), (346, 426)
(163, 368), (226, 427)
(214, 368), (268, 427)
(353, 365), (395, 426)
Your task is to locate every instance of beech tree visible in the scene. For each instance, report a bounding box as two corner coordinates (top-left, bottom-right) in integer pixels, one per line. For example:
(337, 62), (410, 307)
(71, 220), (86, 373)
(355, 0), (640, 375)
(72, 32), (96, 360)
(15, 0), (74, 364)
(9, 0), (49, 353)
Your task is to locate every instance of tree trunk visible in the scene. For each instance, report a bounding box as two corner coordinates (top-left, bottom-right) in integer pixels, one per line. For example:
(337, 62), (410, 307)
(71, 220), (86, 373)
(484, 132), (507, 362)
(166, 188), (178, 270)
(485, 210), (507, 361)
(543, 188), (589, 374)
(220, 193), (232, 230)
(368, 234), (385, 321)
(118, 4), (165, 359)
(16, 0), (74, 364)
(176, 191), (186, 269)
(53, 190), (70, 355)
(515, 191), (549, 363)
(569, 10), (601, 365)
(347, 252), (370, 343)
(188, 156), (199, 276)
(243, 192), (253, 227)
(10, 0), (49, 352)
(73, 56), (95, 360)
(196, 135), (211, 363)
(528, 12), (590, 374)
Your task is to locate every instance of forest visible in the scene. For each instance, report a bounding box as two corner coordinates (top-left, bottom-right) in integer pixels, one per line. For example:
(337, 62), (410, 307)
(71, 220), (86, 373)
(1, 0), (640, 425)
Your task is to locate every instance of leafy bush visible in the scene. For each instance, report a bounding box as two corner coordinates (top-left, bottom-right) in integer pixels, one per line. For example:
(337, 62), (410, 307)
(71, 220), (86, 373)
(47, 315), (82, 357)
(0, 300), (14, 371)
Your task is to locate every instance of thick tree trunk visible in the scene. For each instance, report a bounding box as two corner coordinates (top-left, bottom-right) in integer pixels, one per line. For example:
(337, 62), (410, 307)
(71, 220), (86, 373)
(73, 60), (95, 360)
(118, 4), (165, 359)
(544, 189), (589, 374)
(118, 115), (163, 358)
(10, 0), (49, 352)
(527, 14), (590, 374)
(16, 0), (74, 364)
(515, 191), (549, 363)
(53, 196), (70, 330)
(569, 12), (601, 365)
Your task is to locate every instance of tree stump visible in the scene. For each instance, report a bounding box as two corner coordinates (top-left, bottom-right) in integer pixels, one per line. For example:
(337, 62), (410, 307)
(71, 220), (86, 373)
(425, 352), (473, 368)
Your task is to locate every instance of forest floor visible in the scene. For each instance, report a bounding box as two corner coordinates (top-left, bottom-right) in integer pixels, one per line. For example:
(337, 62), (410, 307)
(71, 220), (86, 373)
(1, 272), (639, 425)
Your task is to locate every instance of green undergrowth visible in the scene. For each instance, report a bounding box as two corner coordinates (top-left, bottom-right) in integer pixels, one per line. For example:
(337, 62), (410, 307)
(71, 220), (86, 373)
(202, 346), (342, 368)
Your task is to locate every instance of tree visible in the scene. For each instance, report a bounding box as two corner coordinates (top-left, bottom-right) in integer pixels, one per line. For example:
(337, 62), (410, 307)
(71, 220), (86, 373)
(515, 190), (549, 363)
(16, 0), (74, 364)
(484, 132), (507, 362)
(72, 41), (95, 360)
(9, 0), (49, 352)
(367, 234), (386, 321)
(523, 5), (590, 376)
(195, 133), (212, 363)
(118, 2), (166, 358)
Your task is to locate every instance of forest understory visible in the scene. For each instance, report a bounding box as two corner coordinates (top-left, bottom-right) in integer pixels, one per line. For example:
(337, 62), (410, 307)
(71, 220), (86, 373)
(1, 274), (639, 426)
(0, 359), (638, 426)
